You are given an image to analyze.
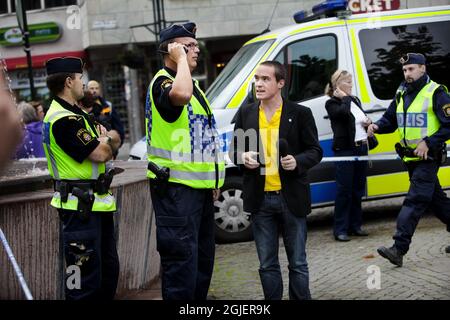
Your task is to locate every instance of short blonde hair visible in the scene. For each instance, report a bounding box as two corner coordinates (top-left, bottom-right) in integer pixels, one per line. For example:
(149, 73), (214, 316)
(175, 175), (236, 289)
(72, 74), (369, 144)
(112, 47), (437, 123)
(324, 69), (351, 97)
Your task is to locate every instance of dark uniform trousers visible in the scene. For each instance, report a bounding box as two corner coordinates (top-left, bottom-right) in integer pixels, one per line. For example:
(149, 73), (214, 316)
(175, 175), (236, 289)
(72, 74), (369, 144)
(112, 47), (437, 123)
(59, 209), (119, 300)
(394, 160), (450, 254)
(150, 182), (215, 300)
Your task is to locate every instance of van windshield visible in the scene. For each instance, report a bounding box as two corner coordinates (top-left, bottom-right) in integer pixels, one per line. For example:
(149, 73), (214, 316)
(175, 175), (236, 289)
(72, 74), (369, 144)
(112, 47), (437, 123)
(206, 40), (274, 109)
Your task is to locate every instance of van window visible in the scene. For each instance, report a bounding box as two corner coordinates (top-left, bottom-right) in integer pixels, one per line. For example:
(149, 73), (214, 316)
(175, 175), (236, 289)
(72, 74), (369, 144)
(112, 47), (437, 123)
(275, 35), (337, 102)
(206, 40), (274, 109)
(360, 21), (450, 100)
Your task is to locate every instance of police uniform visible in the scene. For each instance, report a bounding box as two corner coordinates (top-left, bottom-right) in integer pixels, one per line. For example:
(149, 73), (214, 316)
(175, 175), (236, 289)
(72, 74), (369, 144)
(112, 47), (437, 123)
(43, 57), (119, 300)
(145, 22), (225, 300)
(375, 53), (450, 266)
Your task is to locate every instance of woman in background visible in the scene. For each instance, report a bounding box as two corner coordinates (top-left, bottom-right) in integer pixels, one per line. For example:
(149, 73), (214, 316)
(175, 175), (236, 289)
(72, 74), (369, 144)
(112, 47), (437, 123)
(15, 101), (45, 159)
(325, 70), (371, 242)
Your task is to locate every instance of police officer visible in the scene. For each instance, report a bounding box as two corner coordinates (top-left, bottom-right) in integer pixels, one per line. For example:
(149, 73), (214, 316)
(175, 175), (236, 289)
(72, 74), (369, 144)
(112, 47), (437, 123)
(368, 53), (450, 267)
(145, 22), (225, 300)
(87, 80), (125, 156)
(43, 57), (121, 299)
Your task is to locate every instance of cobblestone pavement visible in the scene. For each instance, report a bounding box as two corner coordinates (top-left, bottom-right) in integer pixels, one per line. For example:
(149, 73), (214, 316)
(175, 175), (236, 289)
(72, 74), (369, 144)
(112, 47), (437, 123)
(209, 194), (450, 300)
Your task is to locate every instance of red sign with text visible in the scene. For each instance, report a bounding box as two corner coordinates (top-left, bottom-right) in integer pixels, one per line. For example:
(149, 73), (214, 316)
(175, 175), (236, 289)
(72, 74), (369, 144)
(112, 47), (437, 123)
(348, 0), (401, 14)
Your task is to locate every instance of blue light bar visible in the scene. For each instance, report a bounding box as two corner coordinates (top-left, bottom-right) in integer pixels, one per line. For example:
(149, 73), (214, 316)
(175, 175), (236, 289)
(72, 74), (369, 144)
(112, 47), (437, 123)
(312, 0), (348, 16)
(293, 10), (307, 23)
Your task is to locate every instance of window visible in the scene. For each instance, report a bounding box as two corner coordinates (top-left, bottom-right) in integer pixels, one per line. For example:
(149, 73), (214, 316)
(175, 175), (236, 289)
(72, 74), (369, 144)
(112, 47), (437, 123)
(10, 0), (41, 12)
(206, 40), (274, 109)
(0, 1), (8, 14)
(360, 21), (450, 100)
(23, 0), (41, 10)
(1, 0), (76, 13)
(275, 35), (337, 102)
(45, 0), (77, 9)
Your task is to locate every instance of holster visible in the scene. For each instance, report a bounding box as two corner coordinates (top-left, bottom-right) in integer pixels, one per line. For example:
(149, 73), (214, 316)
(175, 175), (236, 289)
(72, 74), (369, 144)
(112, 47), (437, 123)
(430, 143), (447, 165)
(395, 143), (415, 159)
(95, 168), (114, 195)
(148, 161), (170, 197)
(71, 187), (95, 221)
(55, 180), (96, 220)
(395, 142), (446, 163)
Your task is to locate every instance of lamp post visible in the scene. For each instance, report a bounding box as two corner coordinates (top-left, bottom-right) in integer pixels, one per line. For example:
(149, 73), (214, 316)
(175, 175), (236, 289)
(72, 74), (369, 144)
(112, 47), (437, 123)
(15, 0), (36, 101)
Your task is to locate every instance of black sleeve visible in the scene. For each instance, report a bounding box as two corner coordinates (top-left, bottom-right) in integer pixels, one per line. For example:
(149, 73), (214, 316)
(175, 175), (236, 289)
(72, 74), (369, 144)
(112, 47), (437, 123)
(229, 105), (244, 167)
(428, 87), (450, 147)
(374, 99), (399, 134)
(152, 76), (185, 123)
(52, 116), (100, 163)
(325, 96), (352, 120)
(294, 107), (323, 176)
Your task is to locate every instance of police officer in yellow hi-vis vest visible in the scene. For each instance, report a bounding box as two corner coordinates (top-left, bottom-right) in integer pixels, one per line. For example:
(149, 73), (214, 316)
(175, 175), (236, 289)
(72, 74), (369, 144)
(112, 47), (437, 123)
(145, 22), (225, 300)
(43, 57), (121, 300)
(368, 53), (450, 267)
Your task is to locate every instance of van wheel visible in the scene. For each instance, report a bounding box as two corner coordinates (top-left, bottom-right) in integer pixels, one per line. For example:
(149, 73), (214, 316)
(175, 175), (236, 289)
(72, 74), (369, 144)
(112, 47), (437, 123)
(214, 176), (253, 244)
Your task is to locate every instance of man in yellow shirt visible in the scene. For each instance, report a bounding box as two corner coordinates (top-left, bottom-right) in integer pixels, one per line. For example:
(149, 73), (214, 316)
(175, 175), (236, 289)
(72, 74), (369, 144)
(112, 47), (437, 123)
(230, 61), (322, 300)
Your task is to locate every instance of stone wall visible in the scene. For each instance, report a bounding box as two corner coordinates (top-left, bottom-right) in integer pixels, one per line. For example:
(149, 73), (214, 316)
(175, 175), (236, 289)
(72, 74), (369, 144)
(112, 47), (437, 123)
(0, 160), (159, 300)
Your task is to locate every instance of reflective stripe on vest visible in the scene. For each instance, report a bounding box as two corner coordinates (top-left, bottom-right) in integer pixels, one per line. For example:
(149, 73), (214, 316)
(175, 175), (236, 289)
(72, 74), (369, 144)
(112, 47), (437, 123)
(43, 99), (115, 212)
(145, 69), (225, 189)
(396, 81), (441, 162)
(51, 192), (116, 212)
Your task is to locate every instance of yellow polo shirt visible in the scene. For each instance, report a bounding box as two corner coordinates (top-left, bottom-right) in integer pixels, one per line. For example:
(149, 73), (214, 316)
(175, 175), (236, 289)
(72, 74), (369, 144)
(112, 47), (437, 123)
(259, 103), (282, 191)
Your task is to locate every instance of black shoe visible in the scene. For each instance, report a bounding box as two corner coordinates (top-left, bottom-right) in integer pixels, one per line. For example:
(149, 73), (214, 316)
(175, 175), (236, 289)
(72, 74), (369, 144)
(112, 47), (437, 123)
(377, 246), (403, 267)
(335, 234), (351, 242)
(349, 229), (369, 236)
(445, 246), (450, 254)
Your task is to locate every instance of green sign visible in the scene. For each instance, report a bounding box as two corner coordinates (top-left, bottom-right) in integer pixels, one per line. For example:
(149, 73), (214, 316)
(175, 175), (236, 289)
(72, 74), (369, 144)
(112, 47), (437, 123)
(0, 22), (61, 47)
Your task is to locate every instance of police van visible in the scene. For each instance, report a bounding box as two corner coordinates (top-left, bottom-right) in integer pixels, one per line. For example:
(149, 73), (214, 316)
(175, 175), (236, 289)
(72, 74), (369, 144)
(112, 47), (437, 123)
(131, 1), (450, 243)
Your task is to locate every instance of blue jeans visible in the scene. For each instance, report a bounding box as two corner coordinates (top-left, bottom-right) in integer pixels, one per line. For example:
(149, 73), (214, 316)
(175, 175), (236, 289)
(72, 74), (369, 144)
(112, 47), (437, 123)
(334, 144), (368, 236)
(252, 193), (311, 300)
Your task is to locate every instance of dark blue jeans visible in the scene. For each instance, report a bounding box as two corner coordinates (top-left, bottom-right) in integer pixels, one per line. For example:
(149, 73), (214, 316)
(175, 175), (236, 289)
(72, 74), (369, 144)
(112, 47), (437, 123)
(150, 182), (215, 300)
(334, 144), (368, 237)
(252, 193), (311, 300)
(393, 161), (450, 254)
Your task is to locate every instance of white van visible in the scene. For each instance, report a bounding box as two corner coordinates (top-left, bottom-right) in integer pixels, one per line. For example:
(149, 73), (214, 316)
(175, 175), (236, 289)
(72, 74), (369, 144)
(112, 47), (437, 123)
(132, 2), (450, 243)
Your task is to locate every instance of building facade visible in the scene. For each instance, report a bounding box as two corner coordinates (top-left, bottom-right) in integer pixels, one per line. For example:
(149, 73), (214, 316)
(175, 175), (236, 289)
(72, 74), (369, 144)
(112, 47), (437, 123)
(1, 0), (448, 143)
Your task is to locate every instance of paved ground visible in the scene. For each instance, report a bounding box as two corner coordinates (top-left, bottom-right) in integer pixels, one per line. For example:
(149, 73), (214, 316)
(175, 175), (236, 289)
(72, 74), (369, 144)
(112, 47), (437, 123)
(123, 193), (450, 300)
(209, 195), (450, 300)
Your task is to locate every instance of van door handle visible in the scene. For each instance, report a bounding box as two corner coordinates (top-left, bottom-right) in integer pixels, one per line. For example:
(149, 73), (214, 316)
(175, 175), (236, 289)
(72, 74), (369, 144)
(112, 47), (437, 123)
(323, 115), (329, 119)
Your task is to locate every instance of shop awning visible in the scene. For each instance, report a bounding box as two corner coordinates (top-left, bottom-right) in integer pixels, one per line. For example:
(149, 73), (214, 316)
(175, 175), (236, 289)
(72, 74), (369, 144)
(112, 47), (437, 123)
(4, 50), (86, 70)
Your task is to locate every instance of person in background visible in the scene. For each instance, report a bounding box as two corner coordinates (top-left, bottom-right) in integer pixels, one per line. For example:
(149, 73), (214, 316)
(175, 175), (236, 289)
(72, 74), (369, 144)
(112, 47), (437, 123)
(15, 101), (45, 159)
(87, 80), (124, 155)
(324, 70), (371, 242)
(30, 100), (45, 121)
(78, 90), (110, 128)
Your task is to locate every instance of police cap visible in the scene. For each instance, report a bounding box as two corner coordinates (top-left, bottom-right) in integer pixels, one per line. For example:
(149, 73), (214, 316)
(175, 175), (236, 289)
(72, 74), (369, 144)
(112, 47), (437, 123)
(46, 57), (84, 75)
(399, 53), (426, 66)
(159, 22), (197, 43)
